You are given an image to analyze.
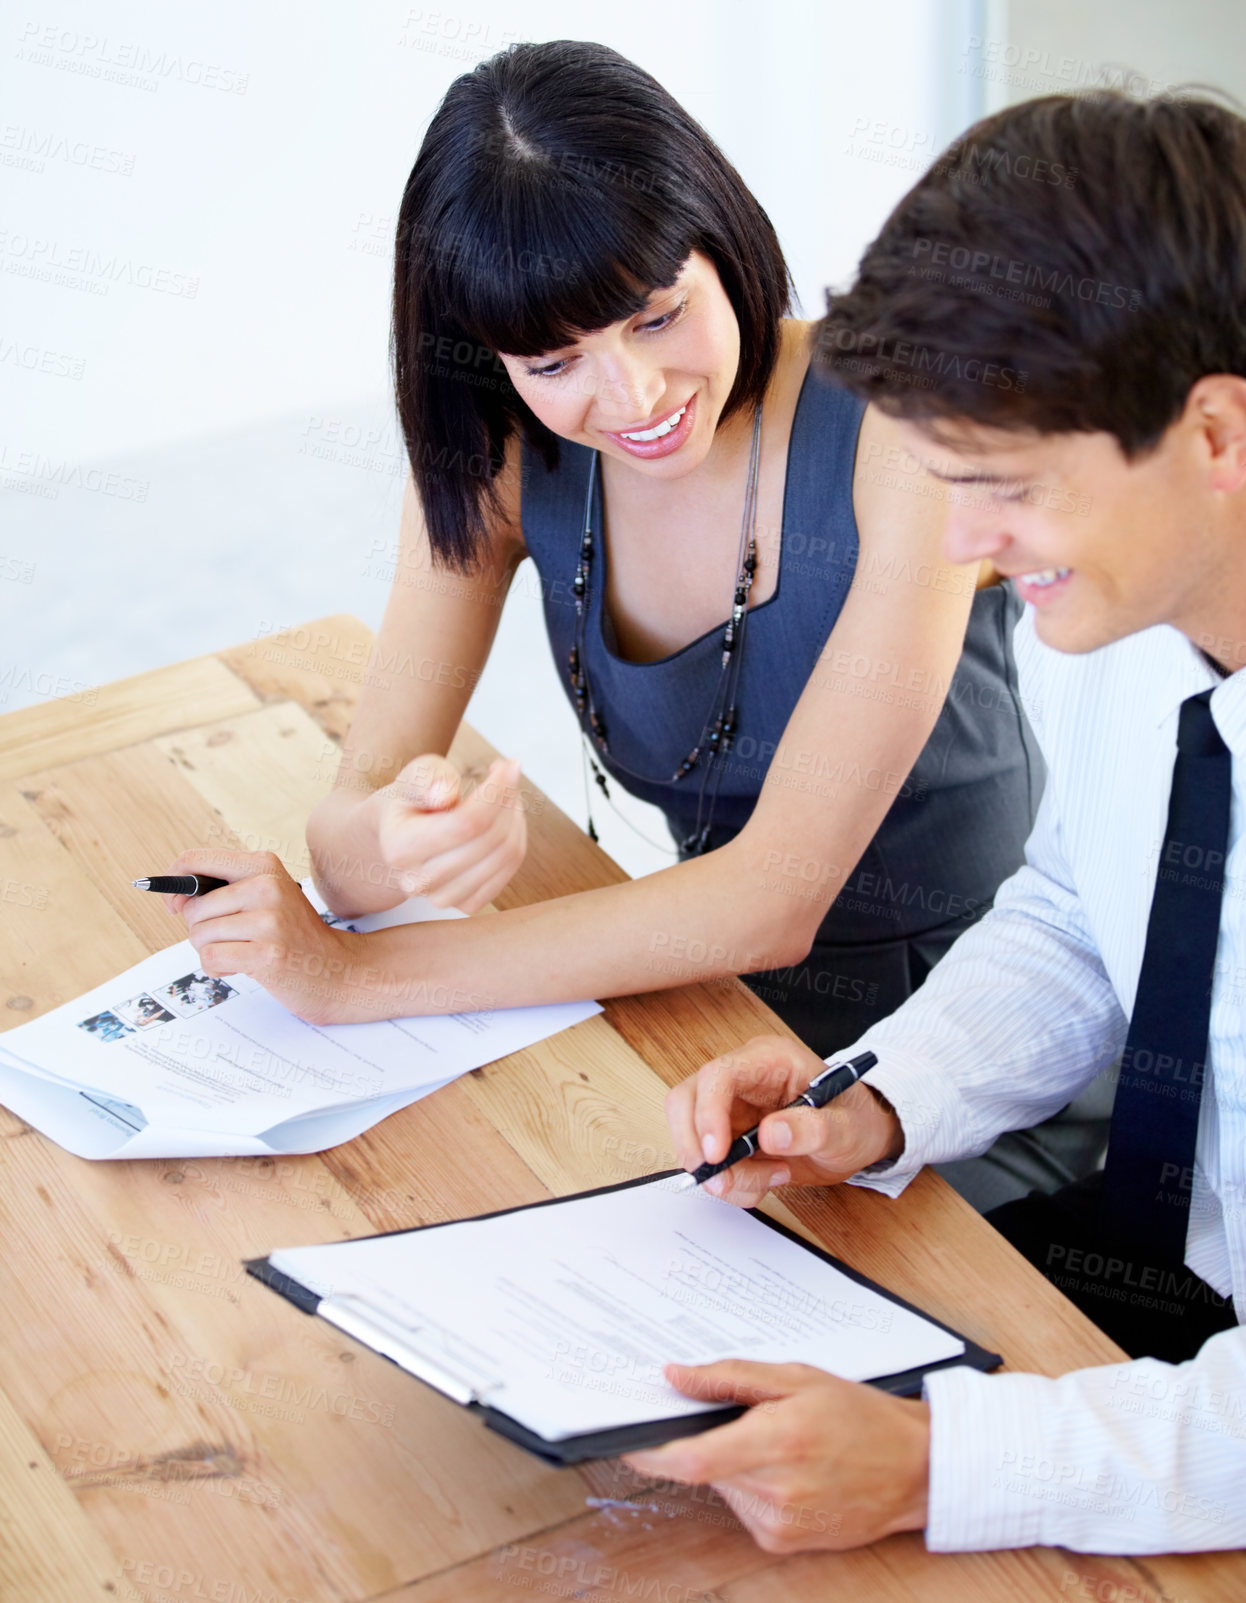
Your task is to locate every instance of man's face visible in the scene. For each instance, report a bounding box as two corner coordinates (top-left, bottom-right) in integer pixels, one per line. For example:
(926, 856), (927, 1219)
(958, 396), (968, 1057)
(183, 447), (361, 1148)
(896, 410), (1227, 656)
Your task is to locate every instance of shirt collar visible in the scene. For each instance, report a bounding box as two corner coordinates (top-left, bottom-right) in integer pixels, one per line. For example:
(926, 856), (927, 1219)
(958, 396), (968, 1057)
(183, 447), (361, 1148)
(1211, 666), (1246, 758)
(1157, 626), (1246, 755)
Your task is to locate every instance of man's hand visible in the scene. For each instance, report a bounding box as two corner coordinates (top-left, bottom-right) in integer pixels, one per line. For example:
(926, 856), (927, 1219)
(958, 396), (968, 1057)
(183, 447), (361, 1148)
(622, 1360), (929, 1552)
(371, 753), (526, 913)
(665, 1034), (903, 1206)
(162, 849), (382, 1025)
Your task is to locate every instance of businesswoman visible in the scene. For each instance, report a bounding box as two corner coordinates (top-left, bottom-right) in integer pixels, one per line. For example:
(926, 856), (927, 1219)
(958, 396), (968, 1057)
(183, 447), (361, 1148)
(172, 41), (1092, 1204)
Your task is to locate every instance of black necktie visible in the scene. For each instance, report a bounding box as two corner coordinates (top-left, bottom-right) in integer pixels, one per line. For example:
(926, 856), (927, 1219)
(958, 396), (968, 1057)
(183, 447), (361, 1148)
(1101, 690), (1233, 1262)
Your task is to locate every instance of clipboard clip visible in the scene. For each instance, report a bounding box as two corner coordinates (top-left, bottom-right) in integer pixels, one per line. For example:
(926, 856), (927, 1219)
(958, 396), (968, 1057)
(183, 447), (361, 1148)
(318, 1295), (503, 1406)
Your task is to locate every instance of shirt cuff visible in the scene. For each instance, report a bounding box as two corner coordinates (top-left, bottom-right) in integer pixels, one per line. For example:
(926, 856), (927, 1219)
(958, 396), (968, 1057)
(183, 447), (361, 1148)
(842, 1039), (976, 1194)
(923, 1366), (1052, 1551)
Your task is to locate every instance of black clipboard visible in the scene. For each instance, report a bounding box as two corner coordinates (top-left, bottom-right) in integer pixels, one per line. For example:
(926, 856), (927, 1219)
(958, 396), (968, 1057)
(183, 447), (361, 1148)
(245, 1170), (1001, 1466)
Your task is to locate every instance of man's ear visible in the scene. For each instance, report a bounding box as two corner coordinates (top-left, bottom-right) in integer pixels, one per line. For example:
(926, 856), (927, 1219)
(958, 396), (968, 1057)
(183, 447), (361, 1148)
(1188, 374), (1246, 493)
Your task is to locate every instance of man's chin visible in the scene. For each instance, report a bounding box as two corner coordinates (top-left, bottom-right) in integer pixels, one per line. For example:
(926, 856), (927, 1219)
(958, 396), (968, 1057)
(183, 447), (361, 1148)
(1031, 608), (1124, 656)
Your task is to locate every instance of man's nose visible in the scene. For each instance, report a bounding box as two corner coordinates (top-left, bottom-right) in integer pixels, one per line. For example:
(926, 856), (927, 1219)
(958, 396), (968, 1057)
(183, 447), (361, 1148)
(942, 496), (1010, 566)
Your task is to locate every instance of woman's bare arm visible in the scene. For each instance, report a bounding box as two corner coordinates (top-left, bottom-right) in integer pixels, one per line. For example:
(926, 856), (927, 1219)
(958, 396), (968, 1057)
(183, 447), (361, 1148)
(197, 406), (986, 1022)
(306, 445), (526, 915)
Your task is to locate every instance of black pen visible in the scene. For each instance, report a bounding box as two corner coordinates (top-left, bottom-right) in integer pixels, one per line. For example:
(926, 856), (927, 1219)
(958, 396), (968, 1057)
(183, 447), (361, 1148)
(131, 875), (229, 896)
(675, 1050), (879, 1190)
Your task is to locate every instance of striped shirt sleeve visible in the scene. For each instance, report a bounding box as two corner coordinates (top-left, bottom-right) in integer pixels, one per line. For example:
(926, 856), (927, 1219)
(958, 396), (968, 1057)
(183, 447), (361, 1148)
(842, 784), (1128, 1193)
(924, 1327), (1246, 1551)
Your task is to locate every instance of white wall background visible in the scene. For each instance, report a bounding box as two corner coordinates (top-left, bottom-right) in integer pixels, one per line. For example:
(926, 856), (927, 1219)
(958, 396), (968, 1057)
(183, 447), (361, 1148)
(8, 0), (1234, 871)
(2, 0), (972, 459)
(32, 0), (1244, 883)
(3, 0), (982, 874)
(998, 0), (1246, 111)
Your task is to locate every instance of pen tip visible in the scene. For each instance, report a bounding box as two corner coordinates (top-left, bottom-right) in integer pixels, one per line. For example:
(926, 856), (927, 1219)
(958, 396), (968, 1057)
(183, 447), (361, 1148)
(672, 1172), (699, 1192)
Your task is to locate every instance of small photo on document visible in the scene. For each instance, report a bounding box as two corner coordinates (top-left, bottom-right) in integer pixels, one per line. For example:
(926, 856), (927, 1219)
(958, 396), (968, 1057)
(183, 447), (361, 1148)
(76, 1010), (135, 1042)
(114, 993), (176, 1030)
(150, 971), (238, 1018)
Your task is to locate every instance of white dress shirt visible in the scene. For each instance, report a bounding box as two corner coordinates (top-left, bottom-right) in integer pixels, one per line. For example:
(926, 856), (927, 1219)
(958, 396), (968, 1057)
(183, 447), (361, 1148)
(843, 609), (1246, 1553)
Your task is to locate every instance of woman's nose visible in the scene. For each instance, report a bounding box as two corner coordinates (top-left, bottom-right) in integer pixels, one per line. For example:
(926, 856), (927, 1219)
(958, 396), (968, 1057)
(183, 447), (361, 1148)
(595, 357), (664, 424)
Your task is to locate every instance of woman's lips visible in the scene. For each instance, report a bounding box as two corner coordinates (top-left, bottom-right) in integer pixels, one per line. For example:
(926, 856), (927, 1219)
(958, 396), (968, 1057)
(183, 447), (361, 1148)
(602, 392), (697, 460)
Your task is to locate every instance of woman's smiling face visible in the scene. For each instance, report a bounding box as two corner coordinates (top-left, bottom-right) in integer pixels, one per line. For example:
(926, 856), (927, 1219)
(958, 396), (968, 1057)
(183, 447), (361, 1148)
(496, 252), (742, 478)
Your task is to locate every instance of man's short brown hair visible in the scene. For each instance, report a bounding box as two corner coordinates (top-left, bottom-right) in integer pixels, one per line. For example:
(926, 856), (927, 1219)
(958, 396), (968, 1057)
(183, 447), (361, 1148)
(817, 91), (1246, 455)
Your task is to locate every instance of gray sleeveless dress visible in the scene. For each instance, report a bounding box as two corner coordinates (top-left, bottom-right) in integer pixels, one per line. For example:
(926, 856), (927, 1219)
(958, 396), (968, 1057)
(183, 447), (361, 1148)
(521, 365), (1044, 1053)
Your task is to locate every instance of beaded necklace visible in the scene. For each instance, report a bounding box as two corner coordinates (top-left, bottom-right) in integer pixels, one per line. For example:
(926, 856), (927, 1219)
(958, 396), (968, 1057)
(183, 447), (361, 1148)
(567, 406), (762, 856)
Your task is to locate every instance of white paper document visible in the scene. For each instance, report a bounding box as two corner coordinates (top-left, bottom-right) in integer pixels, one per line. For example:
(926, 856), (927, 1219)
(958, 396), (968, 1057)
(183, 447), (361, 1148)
(266, 1175), (965, 1442)
(0, 885), (600, 1159)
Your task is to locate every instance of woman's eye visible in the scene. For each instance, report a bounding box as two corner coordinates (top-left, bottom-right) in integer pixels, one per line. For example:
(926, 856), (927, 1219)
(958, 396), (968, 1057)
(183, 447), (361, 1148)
(522, 297), (685, 377)
(640, 299), (686, 333)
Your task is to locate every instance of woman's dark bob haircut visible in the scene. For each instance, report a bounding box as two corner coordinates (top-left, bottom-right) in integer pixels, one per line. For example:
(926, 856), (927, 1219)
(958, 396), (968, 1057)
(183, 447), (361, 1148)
(393, 39), (792, 570)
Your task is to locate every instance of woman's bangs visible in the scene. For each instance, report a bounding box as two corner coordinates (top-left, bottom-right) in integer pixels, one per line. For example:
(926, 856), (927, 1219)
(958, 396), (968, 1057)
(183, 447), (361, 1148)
(431, 182), (693, 358)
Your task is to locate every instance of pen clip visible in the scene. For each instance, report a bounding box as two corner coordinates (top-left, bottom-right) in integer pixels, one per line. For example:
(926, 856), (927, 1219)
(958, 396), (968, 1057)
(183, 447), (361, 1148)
(804, 1061), (849, 1097)
(318, 1295), (503, 1406)
(803, 1050), (876, 1102)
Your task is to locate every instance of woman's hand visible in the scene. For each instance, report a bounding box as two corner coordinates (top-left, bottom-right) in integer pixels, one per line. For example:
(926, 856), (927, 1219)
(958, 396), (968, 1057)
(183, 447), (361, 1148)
(665, 1035), (904, 1206)
(370, 753), (527, 913)
(162, 849), (384, 1025)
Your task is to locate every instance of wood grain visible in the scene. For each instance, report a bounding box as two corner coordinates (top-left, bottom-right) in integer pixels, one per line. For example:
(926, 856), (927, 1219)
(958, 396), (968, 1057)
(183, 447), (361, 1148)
(0, 656), (259, 784)
(218, 617), (375, 744)
(153, 700), (338, 881)
(0, 1382), (142, 1603)
(0, 616), (1240, 1603)
(18, 744), (253, 956)
(0, 781), (150, 1021)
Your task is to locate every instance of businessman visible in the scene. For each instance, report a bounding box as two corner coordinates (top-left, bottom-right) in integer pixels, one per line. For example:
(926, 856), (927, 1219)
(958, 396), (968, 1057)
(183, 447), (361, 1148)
(627, 89), (1246, 1554)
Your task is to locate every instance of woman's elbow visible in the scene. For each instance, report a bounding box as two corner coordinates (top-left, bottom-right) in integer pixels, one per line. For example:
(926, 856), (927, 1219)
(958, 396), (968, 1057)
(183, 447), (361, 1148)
(709, 840), (826, 970)
(738, 890), (823, 972)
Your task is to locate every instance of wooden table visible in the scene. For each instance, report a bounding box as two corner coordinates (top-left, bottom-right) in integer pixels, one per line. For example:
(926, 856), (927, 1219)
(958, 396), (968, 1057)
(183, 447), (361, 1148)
(0, 615), (1240, 1603)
